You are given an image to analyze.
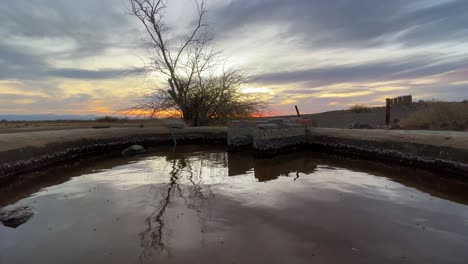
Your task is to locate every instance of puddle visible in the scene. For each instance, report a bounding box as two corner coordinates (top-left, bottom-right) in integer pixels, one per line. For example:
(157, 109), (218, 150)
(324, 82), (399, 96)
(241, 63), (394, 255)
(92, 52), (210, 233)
(1, 145), (468, 264)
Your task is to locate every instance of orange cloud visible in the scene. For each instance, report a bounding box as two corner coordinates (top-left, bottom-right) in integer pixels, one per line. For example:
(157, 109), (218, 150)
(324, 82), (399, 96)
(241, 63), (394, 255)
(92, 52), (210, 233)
(317, 91), (373, 98)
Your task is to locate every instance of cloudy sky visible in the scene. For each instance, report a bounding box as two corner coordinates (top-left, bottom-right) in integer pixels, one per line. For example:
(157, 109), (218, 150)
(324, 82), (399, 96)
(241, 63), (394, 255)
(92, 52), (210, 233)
(1, 0), (468, 116)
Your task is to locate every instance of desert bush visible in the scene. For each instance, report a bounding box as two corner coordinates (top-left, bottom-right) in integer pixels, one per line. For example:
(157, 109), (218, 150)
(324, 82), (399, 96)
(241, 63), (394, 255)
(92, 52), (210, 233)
(349, 104), (372, 113)
(415, 98), (442, 105)
(127, 0), (267, 126)
(401, 101), (468, 131)
(96, 116), (129, 123)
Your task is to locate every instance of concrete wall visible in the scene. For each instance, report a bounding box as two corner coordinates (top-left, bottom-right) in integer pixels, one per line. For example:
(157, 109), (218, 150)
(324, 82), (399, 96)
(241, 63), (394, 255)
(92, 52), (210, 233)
(0, 127), (227, 182)
(228, 118), (307, 154)
(306, 128), (468, 177)
(228, 123), (468, 177)
(253, 124), (306, 153)
(390, 95), (412, 105)
(227, 121), (257, 150)
(2, 124), (468, 182)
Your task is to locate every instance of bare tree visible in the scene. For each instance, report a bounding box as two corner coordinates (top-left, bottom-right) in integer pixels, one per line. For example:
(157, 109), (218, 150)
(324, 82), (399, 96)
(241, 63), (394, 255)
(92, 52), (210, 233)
(127, 0), (266, 126)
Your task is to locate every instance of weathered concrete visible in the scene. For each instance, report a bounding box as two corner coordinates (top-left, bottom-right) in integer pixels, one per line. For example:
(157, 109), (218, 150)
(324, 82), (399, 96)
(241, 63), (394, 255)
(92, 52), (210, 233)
(253, 124), (306, 154)
(2, 125), (468, 182)
(0, 127), (227, 182)
(161, 119), (185, 129)
(228, 122), (468, 177)
(228, 118), (308, 153)
(307, 128), (468, 177)
(227, 121), (257, 151)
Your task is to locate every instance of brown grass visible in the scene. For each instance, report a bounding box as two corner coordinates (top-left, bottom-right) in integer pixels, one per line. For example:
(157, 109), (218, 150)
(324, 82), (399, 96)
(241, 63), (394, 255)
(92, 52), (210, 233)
(401, 101), (468, 131)
(349, 104), (372, 113)
(95, 115), (129, 123)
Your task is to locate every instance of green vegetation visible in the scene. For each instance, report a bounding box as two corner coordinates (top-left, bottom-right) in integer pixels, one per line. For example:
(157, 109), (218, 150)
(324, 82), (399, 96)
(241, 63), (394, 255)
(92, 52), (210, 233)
(349, 104), (372, 113)
(401, 101), (468, 131)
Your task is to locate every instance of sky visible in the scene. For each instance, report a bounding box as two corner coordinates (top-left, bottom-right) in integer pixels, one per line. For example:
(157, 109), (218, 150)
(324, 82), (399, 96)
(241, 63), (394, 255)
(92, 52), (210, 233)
(1, 0), (468, 116)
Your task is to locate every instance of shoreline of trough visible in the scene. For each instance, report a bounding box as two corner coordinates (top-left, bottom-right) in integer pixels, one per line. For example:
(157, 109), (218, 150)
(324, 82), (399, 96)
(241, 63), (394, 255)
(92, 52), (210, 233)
(1, 126), (468, 183)
(0, 127), (227, 182)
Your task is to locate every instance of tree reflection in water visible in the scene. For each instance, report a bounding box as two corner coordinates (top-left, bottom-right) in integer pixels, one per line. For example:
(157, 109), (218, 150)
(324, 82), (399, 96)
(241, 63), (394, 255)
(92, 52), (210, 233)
(139, 150), (224, 263)
(138, 149), (317, 262)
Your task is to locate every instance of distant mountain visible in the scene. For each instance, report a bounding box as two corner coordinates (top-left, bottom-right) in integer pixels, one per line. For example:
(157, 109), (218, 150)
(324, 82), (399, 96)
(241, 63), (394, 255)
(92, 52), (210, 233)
(0, 114), (97, 121)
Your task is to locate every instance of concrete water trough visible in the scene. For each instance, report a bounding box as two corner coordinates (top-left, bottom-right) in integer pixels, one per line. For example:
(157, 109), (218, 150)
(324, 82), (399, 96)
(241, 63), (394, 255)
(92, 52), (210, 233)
(1, 122), (468, 181)
(228, 119), (468, 177)
(228, 118), (308, 154)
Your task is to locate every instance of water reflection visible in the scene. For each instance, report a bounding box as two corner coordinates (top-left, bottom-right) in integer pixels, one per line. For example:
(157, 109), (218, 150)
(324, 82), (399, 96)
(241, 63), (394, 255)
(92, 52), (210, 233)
(140, 159), (179, 259)
(139, 149), (222, 262)
(228, 152), (317, 182)
(2, 146), (468, 209)
(1, 146), (468, 264)
(140, 150), (319, 261)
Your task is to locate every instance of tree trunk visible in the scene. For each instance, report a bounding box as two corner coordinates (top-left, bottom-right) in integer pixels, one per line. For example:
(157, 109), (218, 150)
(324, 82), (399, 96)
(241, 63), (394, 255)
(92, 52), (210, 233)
(182, 108), (193, 126)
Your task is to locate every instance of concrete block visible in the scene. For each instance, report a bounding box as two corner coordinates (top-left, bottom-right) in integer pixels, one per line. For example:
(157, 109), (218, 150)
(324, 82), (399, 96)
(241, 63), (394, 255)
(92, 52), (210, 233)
(267, 118), (285, 125)
(228, 121), (257, 150)
(253, 126), (307, 152)
(258, 124), (280, 129)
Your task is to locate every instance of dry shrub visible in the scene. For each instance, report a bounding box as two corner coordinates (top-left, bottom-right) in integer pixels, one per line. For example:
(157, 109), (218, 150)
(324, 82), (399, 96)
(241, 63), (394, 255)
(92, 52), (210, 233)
(401, 101), (468, 131)
(349, 104), (372, 113)
(96, 116), (129, 123)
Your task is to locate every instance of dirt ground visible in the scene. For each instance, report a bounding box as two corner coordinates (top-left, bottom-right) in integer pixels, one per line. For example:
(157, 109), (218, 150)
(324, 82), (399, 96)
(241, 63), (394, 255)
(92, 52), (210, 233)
(0, 126), (227, 153)
(0, 119), (164, 134)
(306, 105), (418, 128)
(0, 104), (420, 134)
(285, 104), (421, 128)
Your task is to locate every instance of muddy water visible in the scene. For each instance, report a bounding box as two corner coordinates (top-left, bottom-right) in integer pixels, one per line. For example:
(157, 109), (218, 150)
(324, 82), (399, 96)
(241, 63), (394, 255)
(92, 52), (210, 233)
(1, 146), (468, 264)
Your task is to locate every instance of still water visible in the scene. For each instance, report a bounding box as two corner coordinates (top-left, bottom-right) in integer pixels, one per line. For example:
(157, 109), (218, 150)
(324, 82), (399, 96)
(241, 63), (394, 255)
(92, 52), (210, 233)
(1, 145), (468, 264)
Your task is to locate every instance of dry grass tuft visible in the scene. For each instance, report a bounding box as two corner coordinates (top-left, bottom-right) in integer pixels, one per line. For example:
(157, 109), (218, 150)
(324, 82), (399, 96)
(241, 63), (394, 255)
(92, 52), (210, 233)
(95, 116), (129, 123)
(349, 104), (372, 113)
(401, 101), (468, 131)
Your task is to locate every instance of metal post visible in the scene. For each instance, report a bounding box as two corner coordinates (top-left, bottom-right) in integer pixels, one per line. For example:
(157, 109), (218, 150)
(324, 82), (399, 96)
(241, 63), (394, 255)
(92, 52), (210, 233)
(169, 127), (177, 146)
(295, 105), (301, 117)
(385, 98), (391, 126)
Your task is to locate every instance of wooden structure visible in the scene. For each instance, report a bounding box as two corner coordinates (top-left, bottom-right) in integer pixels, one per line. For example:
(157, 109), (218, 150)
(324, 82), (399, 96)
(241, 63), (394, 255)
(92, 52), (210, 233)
(295, 105), (301, 117)
(385, 99), (391, 125)
(390, 95), (412, 105)
(386, 95), (413, 125)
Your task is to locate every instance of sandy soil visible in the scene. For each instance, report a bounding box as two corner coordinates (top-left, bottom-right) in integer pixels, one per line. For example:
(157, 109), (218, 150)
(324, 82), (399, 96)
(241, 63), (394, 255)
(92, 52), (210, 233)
(0, 126), (227, 153)
(303, 104), (419, 128)
(0, 104), (418, 134)
(0, 120), (164, 134)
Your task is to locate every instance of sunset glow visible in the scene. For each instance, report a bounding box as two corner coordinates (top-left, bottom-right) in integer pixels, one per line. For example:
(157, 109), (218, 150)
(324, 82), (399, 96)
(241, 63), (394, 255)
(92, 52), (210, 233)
(240, 87), (272, 94)
(1, 0), (467, 117)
